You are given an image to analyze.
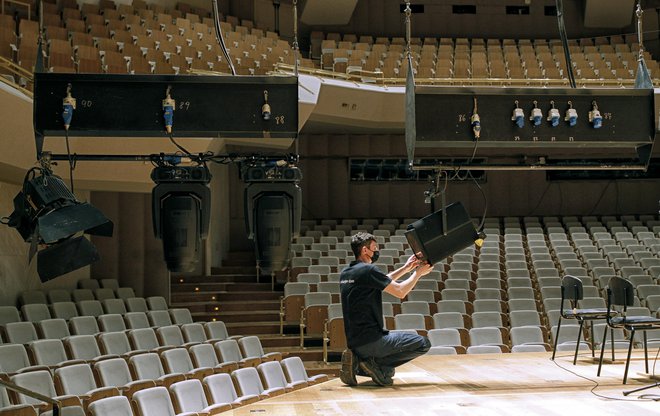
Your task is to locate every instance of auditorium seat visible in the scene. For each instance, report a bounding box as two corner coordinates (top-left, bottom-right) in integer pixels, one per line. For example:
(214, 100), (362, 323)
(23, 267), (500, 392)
(202, 372), (259, 407)
(128, 352), (185, 388)
(169, 378), (232, 414)
(161, 347), (213, 381)
(238, 336), (282, 362)
(215, 339), (260, 368)
(51, 302), (79, 320)
(87, 395), (132, 416)
(69, 316), (100, 336)
(427, 328), (467, 354)
(37, 318), (70, 339)
(53, 363), (120, 410)
(0, 305), (21, 325)
(189, 343), (238, 374)
(0, 343), (45, 375)
(93, 357), (156, 399)
(232, 367), (286, 399)
(124, 312), (151, 329)
(10, 370), (82, 412)
(4, 321), (38, 344)
(132, 386), (191, 416)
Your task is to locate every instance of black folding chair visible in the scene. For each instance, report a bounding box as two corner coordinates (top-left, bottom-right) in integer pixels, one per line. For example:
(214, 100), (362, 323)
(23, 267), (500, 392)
(551, 275), (614, 364)
(597, 276), (660, 384)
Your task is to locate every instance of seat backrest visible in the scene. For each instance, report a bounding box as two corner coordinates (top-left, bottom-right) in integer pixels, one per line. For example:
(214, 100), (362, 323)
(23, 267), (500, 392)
(98, 331), (131, 355)
(5, 321), (38, 344)
(132, 386), (176, 416)
(258, 361), (288, 390)
(147, 310), (173, 327)
(394, 313), (425, 331)
(304, 292), (332, 307)
(215, 339), (244, 363)
(280, 356), (308, 383)
(427, 328), (462, 346)
(129, 352), (166, 380)
(10, 370), (56, 405)
(29, 339), (68, 367)
(72, 289), (95, 302)
(284, 282), (310, 297)
(561, 274), (583, 305)
(19, 290), (47, 306)
(94, 288), (116, 301)
(607, 276), (635, 308)
(51, 302), (79, 320)
(0, 343), (31, 373)
(21, 303), (51, 322)
(115, 287), (136, 300)
(88, 395), (133, 416)
(471, 311), (503, 328)
(400, 301), (430, 315)
(125, 297), (148, 313)
(64, 334), (102, 361)
(124, 312), (150, 329)
(0, 305), (21, 325)
(100, 279), (120, 290)
(469, 327), (503, 346)
(204, 321), (229, 340)
(181, 323), (207, 343)
(156, 325), (185, 347)
(69, 315), (100, 335)
(128, 328), (160, 351)
(38, 318), (71, 339)
(102, 299), (127, 315)
(238, 336), (264, 359)
(161, 348), (194, 374)
(203, 373), (239, 404)
(169, 379), (210, 413)
(146, 296), (168, 311)
(169, 308), (193, 325)
(47, 289), (71, 303)
(189, 343), (219, 369)
(77, 300), (104, 317)
(54, 363), (98, 396)
(78, 279), (100, 290)
(232, 367), (264, 396)
(98, 314), (127, 333)
(94, 358), (133, 387)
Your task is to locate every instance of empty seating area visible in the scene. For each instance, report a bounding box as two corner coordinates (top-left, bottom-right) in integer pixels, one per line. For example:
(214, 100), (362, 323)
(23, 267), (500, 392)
(0, 278), (327, 414)
(288, 215), (660, 355)
(311, 31), (658, 84)
(0, 0), (305, 79)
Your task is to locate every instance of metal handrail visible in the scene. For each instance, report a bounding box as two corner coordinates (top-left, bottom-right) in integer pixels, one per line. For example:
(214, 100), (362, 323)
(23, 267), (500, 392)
(272, 62), (659, 88)
(0, 56), (33, 97)
(0, 377), (60, 416)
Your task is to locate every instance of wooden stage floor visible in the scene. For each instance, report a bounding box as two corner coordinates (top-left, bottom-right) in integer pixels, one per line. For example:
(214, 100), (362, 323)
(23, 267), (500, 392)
(227, 350), (660, 415)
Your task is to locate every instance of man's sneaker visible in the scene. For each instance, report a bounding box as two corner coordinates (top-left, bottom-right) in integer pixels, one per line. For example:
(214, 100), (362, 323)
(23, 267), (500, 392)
(339, 349), (358, 386)
(359, 358), (392, 387)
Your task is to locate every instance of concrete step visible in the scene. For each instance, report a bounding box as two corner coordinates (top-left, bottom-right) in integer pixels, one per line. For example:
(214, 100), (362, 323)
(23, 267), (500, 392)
(171, 291), (282, 303)
(172, 282), (275, 292)
(172, 274), (261, 284)
(205, 310), (280, 323)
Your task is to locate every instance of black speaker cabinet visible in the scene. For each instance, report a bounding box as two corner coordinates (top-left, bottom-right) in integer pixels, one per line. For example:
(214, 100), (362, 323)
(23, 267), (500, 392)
(404, 202), (481, 265)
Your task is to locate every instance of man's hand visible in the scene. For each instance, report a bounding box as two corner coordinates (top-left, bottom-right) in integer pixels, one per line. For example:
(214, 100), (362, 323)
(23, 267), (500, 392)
(403, 254), (422, 272)
(415, 262), (433, 277)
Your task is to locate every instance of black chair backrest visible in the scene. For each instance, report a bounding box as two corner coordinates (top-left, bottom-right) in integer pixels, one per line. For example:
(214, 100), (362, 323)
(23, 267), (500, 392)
(607, 276), (635, 308)
(561, 275), (583, 303)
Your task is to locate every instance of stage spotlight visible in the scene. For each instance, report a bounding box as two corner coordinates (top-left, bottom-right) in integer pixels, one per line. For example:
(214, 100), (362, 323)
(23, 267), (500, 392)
(151, 164), (211, 273)
(3, 168), (113, 282)
(243, 161), (302, 275)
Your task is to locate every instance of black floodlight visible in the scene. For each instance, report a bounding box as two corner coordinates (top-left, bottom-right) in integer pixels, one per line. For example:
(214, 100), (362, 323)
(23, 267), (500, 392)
(151, 165), (211, 273)
(4, 168), (113, 282)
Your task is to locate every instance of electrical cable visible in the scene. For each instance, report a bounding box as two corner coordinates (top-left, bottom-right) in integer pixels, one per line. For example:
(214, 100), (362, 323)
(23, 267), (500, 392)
(64, 129), (75, 194)
(555, 0), (576, 88)
(550, 353), (658, 402)
(211, 0), (236, 75)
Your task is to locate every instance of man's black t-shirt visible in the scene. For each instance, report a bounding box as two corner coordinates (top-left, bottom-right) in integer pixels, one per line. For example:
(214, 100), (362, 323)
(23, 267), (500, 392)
(340, 260), (392, 348)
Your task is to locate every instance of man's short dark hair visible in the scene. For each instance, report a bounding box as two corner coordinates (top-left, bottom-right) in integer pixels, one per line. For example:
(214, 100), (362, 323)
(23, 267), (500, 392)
(351, 232), (376, 258)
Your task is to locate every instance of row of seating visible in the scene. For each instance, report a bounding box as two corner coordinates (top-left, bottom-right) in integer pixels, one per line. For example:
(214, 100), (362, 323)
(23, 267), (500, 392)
(0, 306), (208, 344)
(1, 354), (326, 416)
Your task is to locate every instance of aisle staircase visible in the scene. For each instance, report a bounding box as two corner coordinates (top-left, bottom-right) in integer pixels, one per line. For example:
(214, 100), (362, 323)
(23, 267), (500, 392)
(170, 251), (340, 377)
